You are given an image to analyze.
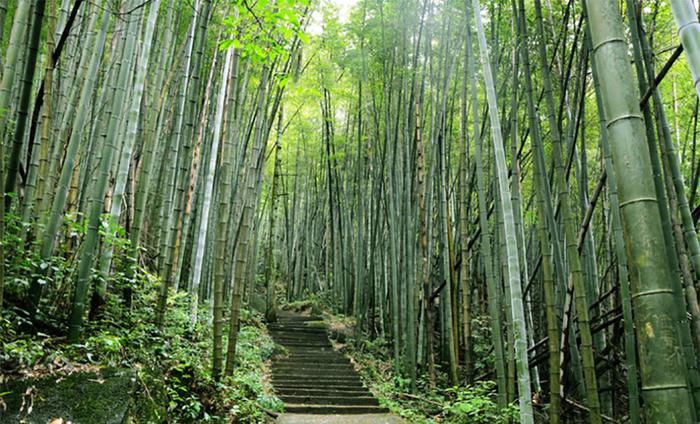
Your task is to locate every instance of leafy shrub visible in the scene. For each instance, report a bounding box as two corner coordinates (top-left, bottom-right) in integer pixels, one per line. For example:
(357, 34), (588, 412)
(335, 314), (519, 424)
(1, 338), (47, 368)
(445, 381), (519, 423)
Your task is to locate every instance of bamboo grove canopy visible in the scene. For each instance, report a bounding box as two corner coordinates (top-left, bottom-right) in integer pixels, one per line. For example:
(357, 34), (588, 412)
(4, 0), (700, 422)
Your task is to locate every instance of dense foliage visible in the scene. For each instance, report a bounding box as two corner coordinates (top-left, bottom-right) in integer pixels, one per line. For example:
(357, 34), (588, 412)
(1, 233), (280, 422)
(3, 0), (700, 422)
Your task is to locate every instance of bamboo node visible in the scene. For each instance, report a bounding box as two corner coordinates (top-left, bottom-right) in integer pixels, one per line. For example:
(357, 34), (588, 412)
(605, 113), (643, 128)
(678, 21), (700, 34)
(618, 196), (657, 209)
(640, 383), (689, 392)
(591, 37), (626, 53)
(631, 288), (674, 299)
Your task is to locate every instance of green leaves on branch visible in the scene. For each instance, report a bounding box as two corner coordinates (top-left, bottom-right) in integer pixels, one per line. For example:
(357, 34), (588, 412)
(221, 0), (309, 64)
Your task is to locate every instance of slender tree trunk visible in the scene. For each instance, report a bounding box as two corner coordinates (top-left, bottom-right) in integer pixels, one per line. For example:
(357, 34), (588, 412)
(472, 1), (533, 420)
(191, 48), (231, 327)
(5, 0), (46, 206)
(265, 106), (283, 323)
(68, 0), (141, 342)
(466, 0), (506, 404)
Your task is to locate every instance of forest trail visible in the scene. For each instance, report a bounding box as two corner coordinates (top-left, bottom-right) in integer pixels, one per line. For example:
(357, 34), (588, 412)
(5, 0), (700, 421)
(269, 312), (401, 422)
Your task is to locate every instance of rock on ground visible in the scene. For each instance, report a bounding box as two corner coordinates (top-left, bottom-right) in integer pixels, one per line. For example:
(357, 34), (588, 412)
(0, 367), (167, 424)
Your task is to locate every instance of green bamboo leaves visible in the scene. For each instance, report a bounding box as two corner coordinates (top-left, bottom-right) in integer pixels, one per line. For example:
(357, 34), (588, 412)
(5, 1), (700, 421)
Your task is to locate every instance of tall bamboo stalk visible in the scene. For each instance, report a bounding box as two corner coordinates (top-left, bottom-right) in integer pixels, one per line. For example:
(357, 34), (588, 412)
(190, 47), (231, 326)
(585, 0), (695, 420)
(4, 0), (46, 206)
(471, 0), (533, 421)
(465, 0), (506, 404)
(68, 0), (141, 342)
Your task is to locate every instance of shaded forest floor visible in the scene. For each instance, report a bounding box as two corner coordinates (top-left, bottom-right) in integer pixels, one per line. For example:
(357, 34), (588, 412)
(2, 275), (521, 423)
(0, 269), (282, 423)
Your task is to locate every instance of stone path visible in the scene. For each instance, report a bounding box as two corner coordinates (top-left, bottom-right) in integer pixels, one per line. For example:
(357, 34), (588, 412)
(269, 312), (401, 422)
(276, 413), (406, 423)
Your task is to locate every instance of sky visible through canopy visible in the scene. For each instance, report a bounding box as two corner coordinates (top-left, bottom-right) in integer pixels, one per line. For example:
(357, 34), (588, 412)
(309, 0), (358, 34)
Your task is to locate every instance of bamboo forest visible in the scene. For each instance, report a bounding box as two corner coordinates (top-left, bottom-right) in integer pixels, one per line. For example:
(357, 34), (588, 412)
(7, 0), (700, 423)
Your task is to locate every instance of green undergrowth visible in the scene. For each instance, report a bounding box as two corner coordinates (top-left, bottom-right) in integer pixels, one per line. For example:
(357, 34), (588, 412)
(318, 312), (519, 423)
(281, 298), (324, 316)
(1, 264), (281, 423)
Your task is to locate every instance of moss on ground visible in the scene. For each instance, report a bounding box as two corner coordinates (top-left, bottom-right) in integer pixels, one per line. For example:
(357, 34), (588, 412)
(282, 300), (323, 316)
(0, 368), (144, 424)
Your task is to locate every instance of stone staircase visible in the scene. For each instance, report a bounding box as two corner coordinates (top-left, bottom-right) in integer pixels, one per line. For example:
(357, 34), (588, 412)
(269, 313), (389, 415)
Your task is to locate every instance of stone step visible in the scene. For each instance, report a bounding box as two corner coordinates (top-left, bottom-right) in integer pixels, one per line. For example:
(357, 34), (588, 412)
(282, 350), (340, 357)
(270, 332), (329, 338)
(274, 336), (332, 343)
(272, 336), (330, 342)
(282, 352), (340, 358)
(270, 312), (387, 417)
(272, 366), (360, 379)
(271, 334), (328, 340)
(283, 404), (390, 415)
(282, 347), (343, 353)
(272, 321), (325, 327)
(273, 359), (353, 366)
(273, 341), (331, 346)
(283, 346), (338, 353)
(272, 373), (362, 380)
(282, 352), (348, 359)
(272, 370), (359, 378)
(275, 316), (323, 321)
(273, 363), (355, 371)
(267, 321), (327, 330)
(272, 367), (357, 377)
(277, 356), (350, 365)
(272, 379), (366, 389)
(272, 331), (328, 337)
(274, 383), (368, 392)
(276, 342), (333, 349)
(280, 353), (349, 360)
(269, 326), (327, 333)
(273, 375), (361, 384)
(269, 326), (327, 332)
(272, 359), (355, 372)
(282, 345), (346, 358)
(275, 387), (371, 397)
(280, 395), (380, 406)
(272, 373), (362, 383)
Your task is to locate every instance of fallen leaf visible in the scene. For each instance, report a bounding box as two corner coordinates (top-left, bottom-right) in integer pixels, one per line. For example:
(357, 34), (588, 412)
(20, 386), (35, 415)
